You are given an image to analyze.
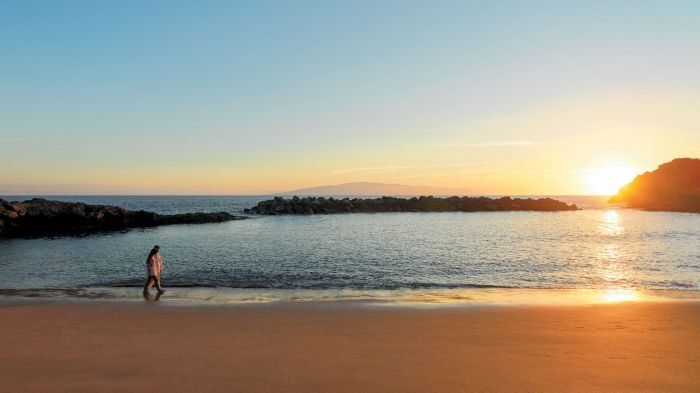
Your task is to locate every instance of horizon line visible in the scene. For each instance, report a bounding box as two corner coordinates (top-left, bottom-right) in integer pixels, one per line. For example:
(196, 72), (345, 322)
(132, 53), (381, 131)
(0, 193), (613, 198)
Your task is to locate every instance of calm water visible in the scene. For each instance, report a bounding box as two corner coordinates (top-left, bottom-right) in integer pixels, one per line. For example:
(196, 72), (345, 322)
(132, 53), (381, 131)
(0, 196), (698, 304)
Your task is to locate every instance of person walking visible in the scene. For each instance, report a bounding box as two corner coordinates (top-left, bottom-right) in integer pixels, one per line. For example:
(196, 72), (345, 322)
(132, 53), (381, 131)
(143, 245), (164, 294)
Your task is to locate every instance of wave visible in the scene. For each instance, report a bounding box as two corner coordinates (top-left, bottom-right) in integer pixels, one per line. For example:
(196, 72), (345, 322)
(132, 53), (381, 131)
(3, 286), (700, 307)
(90, 278), (514, 291)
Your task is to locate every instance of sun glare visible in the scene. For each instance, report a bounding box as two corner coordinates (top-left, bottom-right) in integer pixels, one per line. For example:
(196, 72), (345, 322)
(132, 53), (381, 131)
(584, 165), (639, 195)
(601, 289), (639, 303)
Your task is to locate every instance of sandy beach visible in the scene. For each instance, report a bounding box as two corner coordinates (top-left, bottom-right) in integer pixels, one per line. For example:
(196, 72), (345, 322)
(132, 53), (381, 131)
(1, 300), (699, 393)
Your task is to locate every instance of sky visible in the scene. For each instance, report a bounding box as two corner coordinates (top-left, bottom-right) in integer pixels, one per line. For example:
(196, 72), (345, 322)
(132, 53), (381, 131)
(1, 0), (699, 195)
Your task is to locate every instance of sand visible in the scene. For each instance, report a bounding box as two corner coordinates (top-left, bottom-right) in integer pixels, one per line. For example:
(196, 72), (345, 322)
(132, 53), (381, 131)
(1, 301), (699, 392)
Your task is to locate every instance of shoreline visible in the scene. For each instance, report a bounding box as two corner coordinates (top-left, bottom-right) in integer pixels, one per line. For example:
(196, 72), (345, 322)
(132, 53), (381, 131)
(2, 300), (699, 392)
(2, 287), (700, 308)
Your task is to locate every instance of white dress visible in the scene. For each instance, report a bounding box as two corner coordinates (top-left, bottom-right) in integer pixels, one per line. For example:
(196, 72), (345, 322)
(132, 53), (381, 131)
(147, 254), (162, 277)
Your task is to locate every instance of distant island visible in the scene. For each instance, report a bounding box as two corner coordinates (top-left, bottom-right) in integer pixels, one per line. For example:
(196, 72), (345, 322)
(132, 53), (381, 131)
(610, 158), (700, 213)
(278, 182), (473, 196)
(245, 196), (578, 215)
(0, 198), (245, 238)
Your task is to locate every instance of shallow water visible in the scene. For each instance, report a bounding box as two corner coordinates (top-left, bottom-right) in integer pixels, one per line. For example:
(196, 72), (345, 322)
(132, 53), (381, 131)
(0, 196), (698, 304)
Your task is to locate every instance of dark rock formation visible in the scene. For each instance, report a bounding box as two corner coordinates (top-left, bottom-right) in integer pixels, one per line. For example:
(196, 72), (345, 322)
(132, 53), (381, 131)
(609, 158), (700, 212)
(0, 198), (245, 238)
(244, 195), (578, 215)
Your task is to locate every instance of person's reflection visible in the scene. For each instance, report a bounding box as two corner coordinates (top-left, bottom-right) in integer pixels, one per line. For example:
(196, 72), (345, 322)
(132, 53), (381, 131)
(142, 290), (163, 303)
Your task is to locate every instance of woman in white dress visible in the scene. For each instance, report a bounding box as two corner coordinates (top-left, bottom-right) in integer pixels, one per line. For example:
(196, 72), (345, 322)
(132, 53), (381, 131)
(143, 245), (164, 294)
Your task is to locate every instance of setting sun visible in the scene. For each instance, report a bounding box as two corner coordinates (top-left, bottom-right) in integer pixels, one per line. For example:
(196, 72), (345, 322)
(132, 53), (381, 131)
(584, 165), (640, 195)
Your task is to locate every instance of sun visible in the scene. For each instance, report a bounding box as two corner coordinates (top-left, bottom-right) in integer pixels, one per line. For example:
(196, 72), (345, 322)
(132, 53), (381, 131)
(584, 164), (639, 195)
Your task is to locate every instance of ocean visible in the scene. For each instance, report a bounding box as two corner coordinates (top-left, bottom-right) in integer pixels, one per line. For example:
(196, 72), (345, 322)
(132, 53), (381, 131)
(1, 195), (699, 305)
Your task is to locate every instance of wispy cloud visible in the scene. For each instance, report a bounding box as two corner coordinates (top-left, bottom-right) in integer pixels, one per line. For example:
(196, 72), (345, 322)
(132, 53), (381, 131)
(433, 141), (537, 148)
(330, 166), (407, 176)
(330, 163), (478, 176)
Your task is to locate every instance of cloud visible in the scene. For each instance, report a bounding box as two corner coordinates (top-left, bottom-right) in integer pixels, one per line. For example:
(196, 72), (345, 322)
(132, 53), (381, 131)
(329, 166), (407, 176)
(330, 163), (478, 176)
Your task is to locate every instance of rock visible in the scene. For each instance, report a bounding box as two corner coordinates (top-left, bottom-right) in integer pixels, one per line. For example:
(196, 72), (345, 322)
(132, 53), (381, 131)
(610, 158), (700, 212)
(0, 198), (246, 238)
(244, 195), (578, 215)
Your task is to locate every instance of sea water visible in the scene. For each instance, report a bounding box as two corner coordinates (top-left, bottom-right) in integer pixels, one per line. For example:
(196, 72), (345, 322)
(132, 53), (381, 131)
(0, 196), (698, 305)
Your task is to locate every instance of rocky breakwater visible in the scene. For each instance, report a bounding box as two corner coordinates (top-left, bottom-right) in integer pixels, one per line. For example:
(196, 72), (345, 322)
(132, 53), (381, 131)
(0, 198), (246, 238)
(245, 196), (578, 215)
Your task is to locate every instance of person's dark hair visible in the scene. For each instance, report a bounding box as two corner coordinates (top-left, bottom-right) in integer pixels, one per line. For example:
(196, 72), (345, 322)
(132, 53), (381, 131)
(147, 245), (160, 260)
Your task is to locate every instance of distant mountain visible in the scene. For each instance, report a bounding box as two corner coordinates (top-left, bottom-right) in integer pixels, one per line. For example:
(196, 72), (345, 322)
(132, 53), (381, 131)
(278, 182), (472, 197)
(610, 158), (700, 213)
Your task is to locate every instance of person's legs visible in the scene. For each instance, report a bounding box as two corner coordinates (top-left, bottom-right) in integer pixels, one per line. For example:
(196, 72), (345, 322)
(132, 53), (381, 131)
(143, 277), (155, 293)
(154, 276), (164, 293)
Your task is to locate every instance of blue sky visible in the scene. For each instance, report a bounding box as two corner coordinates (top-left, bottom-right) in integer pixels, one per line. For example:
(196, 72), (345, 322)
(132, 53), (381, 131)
(2, 1), (699, 194)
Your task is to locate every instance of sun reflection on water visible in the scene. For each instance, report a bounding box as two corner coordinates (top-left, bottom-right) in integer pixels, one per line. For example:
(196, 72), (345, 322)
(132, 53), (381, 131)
(387, 288), (648, 306)
(599, 210), (624, 236)
(595, 209), (631, 287)
(601, 288), (639, 303)
(597, 244), (626, 282)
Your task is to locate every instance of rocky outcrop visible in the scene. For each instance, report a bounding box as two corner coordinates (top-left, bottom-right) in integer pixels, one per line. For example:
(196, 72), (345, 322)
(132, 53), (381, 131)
(609, 158), (700, 213)
(244, 196), (578, 215)
(0, 198), (245, 238)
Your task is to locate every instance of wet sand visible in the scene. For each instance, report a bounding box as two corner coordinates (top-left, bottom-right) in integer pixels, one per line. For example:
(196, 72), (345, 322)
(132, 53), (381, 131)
(1, 301), (699, 392)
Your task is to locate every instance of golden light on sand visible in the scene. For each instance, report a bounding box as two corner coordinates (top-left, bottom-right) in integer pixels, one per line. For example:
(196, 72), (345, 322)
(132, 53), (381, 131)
(601, 288), (639, 303)
(584, 165), (639, 195)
